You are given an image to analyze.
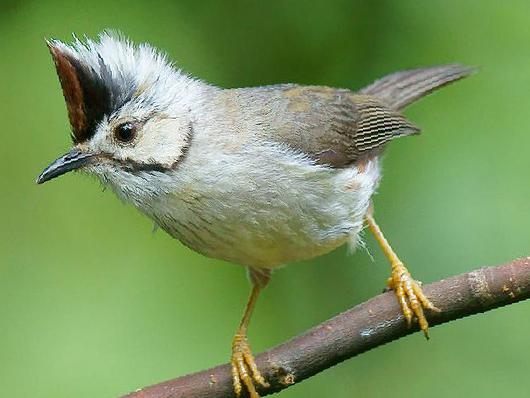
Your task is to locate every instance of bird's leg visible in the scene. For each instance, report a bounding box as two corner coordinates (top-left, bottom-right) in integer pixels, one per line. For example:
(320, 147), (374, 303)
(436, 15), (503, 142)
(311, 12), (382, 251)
(365, 211), (439, 338)
(231, 268), (271, 398)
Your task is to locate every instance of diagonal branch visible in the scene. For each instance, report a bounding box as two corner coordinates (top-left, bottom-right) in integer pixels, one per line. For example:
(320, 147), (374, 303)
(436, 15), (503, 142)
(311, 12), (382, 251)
(121, 257), (530, 398)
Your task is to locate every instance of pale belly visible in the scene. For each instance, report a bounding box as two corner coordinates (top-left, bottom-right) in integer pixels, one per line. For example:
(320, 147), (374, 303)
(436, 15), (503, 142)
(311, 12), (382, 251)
(147, 157), (381, 269)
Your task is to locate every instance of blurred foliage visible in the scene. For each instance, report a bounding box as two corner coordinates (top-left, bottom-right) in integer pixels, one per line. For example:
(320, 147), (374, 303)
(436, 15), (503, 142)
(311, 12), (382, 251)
(0, 1), (529, 397)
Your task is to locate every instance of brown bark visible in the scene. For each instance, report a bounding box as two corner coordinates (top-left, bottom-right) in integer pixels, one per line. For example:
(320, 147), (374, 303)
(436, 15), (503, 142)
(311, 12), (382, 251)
(121, 257), (530, 398)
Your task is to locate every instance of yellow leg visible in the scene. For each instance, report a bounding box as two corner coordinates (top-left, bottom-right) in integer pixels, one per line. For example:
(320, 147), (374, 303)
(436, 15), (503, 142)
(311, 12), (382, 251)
(365, 212), (439, 338)
(231, 268), (270, 398)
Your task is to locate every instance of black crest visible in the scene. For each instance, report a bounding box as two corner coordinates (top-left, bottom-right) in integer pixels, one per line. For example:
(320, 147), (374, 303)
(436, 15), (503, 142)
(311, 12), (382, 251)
(47, 40), (137, 143)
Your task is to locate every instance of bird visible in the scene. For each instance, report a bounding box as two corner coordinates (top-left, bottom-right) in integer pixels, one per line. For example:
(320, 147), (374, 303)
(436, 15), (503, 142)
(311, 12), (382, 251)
(37, 33), (474, 398)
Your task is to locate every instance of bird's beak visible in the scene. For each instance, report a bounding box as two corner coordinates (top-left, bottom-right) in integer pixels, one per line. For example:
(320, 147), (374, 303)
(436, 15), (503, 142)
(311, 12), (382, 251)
(36, 148), (94, 184)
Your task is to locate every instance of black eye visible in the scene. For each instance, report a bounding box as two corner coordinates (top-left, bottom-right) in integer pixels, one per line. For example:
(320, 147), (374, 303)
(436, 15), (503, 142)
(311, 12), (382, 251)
(114, 122), (137, 143)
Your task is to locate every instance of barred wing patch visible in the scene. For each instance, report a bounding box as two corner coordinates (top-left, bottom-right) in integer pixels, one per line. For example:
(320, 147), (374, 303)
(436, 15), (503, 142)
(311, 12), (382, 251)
(354, 98), (419, 153)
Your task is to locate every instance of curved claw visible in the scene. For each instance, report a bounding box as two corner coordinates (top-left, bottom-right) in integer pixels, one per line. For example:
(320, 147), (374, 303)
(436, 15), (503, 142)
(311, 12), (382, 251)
(388, 262), (439, 338)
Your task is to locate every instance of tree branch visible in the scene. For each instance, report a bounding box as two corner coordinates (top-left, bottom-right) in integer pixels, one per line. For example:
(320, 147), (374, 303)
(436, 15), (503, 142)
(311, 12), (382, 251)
(121, 257), (530, 398)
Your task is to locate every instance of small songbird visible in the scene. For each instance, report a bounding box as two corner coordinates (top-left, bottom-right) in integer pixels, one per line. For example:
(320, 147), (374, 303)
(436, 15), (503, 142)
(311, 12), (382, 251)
(37, 33), (474, 398)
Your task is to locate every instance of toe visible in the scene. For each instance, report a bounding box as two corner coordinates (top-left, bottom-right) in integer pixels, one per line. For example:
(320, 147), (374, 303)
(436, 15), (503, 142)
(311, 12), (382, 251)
(390, 264), (438, 337)
(233, 352), (260, 398)
(243, 351), (269, 388)
(238, 363), (259, 398)
(412, 281), (440, 312)
(231, 361), (242, 397)
(395, 283), (413, 326)
(231, 336), (267, 398)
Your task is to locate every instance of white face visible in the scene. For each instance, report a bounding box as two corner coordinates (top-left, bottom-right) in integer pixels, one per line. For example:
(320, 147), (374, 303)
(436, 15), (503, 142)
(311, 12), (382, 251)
(75, 101), (193, 204)
(82, 105), (191, 168)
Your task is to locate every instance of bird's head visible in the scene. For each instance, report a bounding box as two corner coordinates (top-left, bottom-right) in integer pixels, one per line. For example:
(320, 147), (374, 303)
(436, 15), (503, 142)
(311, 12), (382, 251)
(37, 33), (207, 198)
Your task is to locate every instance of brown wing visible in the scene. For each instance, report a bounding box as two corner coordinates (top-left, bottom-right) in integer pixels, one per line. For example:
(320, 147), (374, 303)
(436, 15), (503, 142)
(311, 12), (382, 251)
(224, 64), (474, 168)
(227, 84), (418, 168)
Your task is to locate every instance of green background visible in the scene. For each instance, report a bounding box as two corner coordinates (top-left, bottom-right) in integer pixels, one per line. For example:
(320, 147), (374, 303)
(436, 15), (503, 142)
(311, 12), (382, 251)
(1, 1), (529, 397)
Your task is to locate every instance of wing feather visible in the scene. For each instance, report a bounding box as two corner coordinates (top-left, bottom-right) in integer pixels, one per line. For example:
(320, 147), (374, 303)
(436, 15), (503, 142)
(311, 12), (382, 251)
(223, 64), (473, 168)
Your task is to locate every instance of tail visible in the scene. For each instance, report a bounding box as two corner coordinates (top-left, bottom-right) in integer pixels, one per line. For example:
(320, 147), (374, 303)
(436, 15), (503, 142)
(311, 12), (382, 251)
(359, 64), (476, 111)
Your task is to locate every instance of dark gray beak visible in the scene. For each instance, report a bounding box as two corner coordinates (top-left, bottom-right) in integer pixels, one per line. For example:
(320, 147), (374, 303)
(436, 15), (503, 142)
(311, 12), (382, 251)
(36, 148), (93, 184)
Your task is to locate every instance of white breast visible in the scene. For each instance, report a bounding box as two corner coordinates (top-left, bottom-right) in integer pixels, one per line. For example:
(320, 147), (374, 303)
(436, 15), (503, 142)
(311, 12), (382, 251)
(139, 141), (381, 268)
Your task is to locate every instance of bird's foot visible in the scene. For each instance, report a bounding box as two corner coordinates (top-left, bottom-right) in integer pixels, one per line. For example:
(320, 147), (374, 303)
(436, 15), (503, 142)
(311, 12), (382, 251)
(387, 262), (440, 338)
(231, 333), (269, 398)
